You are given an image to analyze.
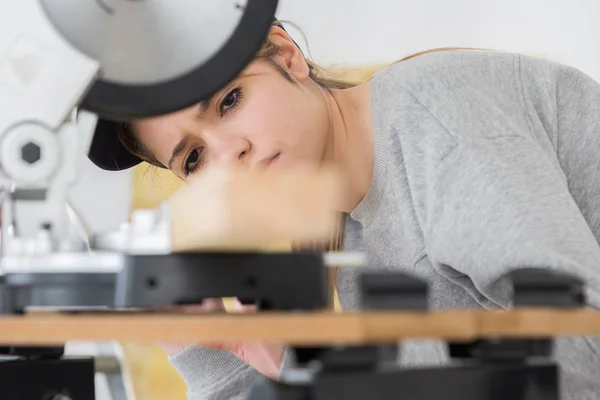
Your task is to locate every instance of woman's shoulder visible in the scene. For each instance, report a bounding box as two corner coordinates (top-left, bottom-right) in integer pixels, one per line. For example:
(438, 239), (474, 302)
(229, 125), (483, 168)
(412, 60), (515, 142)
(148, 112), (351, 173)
(385, 48), (517, 70)
(366, 50), (526, 134)
(369, 49), (581, 131)
(372, 49), (582, 101)
(372, 49), (520, 93)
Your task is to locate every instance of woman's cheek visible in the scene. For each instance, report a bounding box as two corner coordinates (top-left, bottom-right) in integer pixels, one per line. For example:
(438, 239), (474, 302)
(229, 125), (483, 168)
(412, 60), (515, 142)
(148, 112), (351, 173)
(236, 103), (285, 143)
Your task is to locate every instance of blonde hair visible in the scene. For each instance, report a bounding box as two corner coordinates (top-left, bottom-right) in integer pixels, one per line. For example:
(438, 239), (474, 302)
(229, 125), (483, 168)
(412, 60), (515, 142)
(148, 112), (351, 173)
(116, 20), (483, 306)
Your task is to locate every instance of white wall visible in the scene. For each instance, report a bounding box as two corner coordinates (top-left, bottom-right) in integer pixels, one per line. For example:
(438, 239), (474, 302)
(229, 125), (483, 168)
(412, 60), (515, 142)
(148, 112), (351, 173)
(276, 0), (600, 80)
(70, 0), (600, 233)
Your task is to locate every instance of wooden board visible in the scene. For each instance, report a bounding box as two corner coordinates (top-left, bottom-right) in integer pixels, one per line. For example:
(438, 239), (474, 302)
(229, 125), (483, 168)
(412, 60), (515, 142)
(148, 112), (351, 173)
(5, 309), (600, 346)
(119, 343), (187, 400)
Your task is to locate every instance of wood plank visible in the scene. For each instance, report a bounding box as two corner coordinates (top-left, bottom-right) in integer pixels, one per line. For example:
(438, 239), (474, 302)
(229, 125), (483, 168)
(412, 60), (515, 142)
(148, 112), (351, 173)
(119, 343), (187, 400)
(2, 309), (600, 345)
(478, 308), (600, 337)
(169, 166), (343, 252)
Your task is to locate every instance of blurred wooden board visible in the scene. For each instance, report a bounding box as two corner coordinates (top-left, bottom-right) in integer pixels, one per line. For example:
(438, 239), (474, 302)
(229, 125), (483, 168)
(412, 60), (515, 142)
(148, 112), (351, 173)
(119, 343), (188, 400)
(4, 309), (600, 345)
(131, 165), (183, 210)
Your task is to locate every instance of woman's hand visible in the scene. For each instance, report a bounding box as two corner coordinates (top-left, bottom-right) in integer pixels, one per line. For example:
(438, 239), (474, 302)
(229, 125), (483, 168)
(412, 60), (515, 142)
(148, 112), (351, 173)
(158, 298), (286, 380)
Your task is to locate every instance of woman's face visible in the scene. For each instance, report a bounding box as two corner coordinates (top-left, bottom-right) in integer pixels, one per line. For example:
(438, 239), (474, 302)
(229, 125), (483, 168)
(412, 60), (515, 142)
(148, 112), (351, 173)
(132, 35), (330, 180)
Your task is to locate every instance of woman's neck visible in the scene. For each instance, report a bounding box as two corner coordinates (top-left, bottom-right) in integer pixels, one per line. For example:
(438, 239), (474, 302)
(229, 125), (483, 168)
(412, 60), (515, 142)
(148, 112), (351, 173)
(321, 81), (374, 213)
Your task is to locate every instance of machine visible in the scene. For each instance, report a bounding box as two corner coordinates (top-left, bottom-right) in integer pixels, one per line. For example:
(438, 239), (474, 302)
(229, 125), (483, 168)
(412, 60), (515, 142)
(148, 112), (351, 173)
(0, 0), (280, 259)
(0, 1), (586, 400)
(0, 1), (283, 399)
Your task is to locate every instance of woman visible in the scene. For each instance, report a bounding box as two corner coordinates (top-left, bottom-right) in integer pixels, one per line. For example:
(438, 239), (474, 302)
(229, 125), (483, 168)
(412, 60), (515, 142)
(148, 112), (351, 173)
(89, 20), (600, 400)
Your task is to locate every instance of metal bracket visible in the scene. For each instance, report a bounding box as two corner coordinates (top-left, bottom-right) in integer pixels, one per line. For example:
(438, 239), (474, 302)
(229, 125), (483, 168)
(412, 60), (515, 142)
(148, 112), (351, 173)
(448, 339), (553, 362)
(359, 271), (428, 311)
(292, 345), (398, 372)
(506, 268), (585, 308)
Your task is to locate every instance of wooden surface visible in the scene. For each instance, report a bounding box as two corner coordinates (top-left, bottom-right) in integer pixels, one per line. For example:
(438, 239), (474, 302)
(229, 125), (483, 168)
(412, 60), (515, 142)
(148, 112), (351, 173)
(131, 165), (183, 210)
(119, 343), (187, 400)
(7, 309), (600, 345)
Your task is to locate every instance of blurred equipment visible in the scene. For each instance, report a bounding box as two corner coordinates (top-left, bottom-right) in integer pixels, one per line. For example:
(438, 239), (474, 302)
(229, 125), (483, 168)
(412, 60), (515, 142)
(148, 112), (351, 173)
(0, 1), (286, 399)
(0, 0), (278, 259)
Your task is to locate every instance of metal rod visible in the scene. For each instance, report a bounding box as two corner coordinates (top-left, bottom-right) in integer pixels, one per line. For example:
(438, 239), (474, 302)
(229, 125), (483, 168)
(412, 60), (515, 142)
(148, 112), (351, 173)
(0, 251), (366, 274)
(323, 251), (366, 268)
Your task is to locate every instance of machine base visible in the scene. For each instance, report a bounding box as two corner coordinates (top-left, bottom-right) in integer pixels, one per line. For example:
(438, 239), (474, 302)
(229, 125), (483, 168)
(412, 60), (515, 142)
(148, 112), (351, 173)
(0, 355), (96, 400)
(250, 361), (559, 400)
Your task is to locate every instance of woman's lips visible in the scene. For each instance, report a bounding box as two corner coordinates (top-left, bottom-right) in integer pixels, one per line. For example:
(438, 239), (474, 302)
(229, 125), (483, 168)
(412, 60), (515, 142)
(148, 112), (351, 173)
(257, 152), (280, 169)
(268, 153), (280, 166)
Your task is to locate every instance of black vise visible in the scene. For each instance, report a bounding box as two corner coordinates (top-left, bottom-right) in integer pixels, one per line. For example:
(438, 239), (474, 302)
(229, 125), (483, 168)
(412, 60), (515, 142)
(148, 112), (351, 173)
(359, 271), (428, 311)
(504, 268), (585, 308)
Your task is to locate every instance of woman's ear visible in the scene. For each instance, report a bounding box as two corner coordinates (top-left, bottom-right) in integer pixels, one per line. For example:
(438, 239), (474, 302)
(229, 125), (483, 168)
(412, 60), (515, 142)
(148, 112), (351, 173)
(268, 26), (310, 81)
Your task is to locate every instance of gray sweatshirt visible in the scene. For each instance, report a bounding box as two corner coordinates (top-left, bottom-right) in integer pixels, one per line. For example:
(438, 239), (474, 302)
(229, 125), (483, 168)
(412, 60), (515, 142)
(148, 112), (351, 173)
(169, 50), (600, 399)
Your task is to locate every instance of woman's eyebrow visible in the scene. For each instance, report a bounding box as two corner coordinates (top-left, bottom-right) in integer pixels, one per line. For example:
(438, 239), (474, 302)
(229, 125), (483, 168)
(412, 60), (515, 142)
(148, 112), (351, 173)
(199, 99), (211, 114)
(168, 136), (189, 170)
(196, 71), (262, 118)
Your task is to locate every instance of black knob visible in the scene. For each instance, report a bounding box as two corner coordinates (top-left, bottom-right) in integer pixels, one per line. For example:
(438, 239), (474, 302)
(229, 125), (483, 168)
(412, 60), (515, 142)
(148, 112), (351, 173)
(21, 142), (41, 164)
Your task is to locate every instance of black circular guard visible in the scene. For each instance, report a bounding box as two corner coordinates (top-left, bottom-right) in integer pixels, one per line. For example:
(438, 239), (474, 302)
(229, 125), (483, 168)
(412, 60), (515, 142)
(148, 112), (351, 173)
(79, 0), (279, 121)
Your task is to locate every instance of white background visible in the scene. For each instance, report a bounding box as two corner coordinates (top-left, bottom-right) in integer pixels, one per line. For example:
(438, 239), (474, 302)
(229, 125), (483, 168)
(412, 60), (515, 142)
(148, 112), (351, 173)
(70, 0), (600, 234)
(277, 0), (600, 79)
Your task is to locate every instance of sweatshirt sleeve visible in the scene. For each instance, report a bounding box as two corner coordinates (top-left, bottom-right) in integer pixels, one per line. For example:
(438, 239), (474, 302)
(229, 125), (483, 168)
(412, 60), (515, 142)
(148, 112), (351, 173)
(424, 133), (600, 309)
(168, 345), (263, 400)
(408, 53), (600, 310)
(419, 55), (600, 310)
(415, 59), (600, 396)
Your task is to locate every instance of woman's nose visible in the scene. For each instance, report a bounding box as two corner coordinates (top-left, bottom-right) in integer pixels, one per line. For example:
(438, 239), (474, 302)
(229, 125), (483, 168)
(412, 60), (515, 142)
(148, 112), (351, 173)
(212, 136), (251, 166)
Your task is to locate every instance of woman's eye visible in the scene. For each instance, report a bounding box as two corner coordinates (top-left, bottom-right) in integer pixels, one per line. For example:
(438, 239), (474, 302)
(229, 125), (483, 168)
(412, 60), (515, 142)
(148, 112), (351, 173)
(183, 147), (203, 175)
(219, 87), (243, 115)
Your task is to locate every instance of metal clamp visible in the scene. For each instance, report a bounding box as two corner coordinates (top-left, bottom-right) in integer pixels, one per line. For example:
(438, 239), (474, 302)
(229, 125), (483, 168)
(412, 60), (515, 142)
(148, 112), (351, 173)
(359, 271), (428, 311)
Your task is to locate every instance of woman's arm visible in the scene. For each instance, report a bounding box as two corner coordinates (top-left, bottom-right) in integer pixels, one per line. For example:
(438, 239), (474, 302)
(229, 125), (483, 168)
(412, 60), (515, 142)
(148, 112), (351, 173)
(163, 299), (285, 400)
(169, 345), (262, 400)
(425, 134), (600, 309)
(413, 54), (600, 398)
(422, 56), (600, 310)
